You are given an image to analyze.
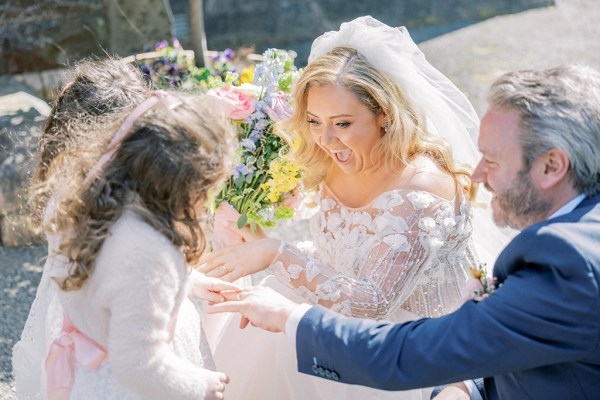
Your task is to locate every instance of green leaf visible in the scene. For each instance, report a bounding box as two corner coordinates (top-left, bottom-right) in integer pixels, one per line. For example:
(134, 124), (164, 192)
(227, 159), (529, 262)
(237, 213), (248, 229)
(234, 176), (245, 188)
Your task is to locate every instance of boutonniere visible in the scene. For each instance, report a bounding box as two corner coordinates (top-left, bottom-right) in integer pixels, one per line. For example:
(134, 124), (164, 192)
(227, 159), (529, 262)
(464, 264), (497, 302)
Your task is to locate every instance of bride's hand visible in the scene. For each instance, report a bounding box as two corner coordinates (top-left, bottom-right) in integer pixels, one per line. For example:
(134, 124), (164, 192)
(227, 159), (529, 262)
(199, 238), (281, 282)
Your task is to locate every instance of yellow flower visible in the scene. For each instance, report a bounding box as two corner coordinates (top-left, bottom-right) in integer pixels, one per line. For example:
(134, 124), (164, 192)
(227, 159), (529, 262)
(239, 66), (255, 84)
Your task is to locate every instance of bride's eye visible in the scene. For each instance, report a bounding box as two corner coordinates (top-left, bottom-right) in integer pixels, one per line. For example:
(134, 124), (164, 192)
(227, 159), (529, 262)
(336, 122), (350, 128)
(307, 118), (321, 126)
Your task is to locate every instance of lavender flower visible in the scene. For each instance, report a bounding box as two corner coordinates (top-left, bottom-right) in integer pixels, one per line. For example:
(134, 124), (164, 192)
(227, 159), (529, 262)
(232, 163), (256, 179)
(240, 138), (256, 151)
(155, 40), (168, 51)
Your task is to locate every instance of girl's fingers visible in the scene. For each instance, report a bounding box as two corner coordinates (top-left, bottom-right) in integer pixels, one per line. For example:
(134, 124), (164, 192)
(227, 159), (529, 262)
(202, 291), (226, 303)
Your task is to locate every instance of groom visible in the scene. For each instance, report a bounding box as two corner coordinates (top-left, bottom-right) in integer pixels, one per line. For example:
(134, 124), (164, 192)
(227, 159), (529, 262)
(208, 64), (600, 400)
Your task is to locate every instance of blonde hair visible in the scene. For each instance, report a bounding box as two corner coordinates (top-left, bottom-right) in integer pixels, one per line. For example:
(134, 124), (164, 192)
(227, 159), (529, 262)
(282, 47), (475, 199)
(48, 92), (234, 291)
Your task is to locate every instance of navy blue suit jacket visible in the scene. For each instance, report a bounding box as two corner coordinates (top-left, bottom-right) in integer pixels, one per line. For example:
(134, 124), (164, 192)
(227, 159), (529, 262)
(296, 195), (600, 400)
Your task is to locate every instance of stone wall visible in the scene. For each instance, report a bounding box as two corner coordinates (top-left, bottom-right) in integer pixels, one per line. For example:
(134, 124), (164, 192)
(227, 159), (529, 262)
(0, 0), (173, 74)
(201, 0), (555, 64)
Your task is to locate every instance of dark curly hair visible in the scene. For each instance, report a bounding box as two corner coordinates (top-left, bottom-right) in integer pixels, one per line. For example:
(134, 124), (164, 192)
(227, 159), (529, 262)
(31, 58), (150, 225)
(50, 92), (234, 291)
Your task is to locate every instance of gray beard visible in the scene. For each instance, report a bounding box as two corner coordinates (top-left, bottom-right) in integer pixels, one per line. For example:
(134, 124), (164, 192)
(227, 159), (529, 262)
(492, 168), (552, 230)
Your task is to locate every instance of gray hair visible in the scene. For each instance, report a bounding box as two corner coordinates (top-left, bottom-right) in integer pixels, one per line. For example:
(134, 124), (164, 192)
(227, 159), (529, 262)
(488, 64), (600, 196)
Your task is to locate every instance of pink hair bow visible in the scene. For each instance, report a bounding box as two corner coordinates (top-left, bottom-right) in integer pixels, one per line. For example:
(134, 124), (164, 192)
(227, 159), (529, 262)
(45, 316), (107, 400)
(83, 90), (183, 187)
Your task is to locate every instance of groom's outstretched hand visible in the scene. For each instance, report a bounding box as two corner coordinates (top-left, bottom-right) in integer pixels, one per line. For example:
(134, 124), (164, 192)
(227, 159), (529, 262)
(206, 286), (299, 333)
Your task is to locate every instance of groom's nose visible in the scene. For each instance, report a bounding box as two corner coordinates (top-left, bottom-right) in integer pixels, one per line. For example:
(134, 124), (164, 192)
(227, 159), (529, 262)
(472, 160), (485, 183)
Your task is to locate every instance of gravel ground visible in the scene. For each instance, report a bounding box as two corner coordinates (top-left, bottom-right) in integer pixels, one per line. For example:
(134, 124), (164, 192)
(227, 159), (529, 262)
(1, 0), (599, 398)
(0, 246), (46, 399)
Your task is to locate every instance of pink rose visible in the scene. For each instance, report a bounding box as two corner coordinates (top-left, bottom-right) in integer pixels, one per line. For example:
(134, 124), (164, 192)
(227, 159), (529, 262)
(208, 88), (256, 120)
(262, 92), (293, 121)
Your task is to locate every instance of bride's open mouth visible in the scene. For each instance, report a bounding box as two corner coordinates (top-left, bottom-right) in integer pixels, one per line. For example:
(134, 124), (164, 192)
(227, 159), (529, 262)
(332, 149), (352, 163)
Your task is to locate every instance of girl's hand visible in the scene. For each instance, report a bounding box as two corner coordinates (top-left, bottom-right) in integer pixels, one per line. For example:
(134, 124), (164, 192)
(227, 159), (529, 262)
(189, 270), (243, 303)
(199, 238), (281, 282)
(200, 370), (229, 400)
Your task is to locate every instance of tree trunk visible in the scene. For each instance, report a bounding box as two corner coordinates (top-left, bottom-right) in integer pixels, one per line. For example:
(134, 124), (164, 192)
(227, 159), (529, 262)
(188, 0), (208, 67)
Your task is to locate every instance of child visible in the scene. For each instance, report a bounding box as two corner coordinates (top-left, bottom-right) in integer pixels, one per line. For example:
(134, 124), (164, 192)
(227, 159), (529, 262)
(14, 58), (152, 400)
(14, 67), (238, 398)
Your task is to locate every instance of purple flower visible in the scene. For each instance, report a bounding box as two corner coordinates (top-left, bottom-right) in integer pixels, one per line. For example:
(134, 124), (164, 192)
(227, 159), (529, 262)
(249, 130), (262, 141)
(233, 163), (256, 179)
(240, 138), (256, 151)
(172, 38), (182, 50)
(155, 40), (168, 51)
(224, 48), (234, 61)
(245, 110), (267, 125)
(262, 92), (293, 121)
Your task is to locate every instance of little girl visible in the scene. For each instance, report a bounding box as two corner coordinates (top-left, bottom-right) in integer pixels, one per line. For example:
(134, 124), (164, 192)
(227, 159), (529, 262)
(16, 85), (238, 399)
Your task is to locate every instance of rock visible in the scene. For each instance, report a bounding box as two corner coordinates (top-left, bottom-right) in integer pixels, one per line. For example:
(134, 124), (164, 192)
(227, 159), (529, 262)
(0, 89), (48, 247)
(0, 0), (173, 74)
(0, 213), (42, 248)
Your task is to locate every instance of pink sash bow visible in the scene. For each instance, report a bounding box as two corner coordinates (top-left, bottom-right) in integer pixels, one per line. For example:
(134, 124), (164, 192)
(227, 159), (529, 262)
(45, 316), (107, 400)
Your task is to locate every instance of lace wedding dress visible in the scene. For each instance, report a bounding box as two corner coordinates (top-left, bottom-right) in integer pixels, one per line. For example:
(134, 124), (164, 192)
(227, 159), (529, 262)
(213, 183), (477, 400)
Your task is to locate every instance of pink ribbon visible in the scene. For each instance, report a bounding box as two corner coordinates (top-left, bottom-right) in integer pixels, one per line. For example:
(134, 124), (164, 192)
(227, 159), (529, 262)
(83, 90), (184, 187)
(45, 316), (107, 400)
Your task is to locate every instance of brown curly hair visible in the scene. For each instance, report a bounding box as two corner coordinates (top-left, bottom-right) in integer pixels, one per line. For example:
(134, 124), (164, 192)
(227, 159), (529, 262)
(31, 57), (150, 226)
(49, 92), (234, 291)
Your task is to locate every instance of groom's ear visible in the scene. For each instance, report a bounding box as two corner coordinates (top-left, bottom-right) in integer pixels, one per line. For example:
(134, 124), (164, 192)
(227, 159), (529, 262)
(536, 148), (570, 190)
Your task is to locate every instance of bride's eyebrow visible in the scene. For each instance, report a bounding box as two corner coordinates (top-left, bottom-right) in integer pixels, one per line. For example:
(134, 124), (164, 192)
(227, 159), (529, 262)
(307, 111), (353, 119)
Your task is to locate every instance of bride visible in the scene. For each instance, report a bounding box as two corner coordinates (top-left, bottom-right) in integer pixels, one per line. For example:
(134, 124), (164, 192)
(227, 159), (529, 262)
(201, 16), (509, 399)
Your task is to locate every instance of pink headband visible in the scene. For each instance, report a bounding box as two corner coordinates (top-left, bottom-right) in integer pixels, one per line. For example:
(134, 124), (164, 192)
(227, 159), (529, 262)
(83, 91), (183, 187)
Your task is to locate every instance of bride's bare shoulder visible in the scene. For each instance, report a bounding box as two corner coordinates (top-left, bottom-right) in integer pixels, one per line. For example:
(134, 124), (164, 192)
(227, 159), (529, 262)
(396, 156), (456, 201)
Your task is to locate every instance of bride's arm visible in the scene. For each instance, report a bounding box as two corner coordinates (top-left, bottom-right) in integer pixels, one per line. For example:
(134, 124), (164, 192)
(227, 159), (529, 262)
(269, 194), (461, 319)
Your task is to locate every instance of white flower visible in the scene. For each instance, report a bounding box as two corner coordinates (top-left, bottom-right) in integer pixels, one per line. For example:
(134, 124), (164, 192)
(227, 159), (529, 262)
(372, 192), (404, 210)
(418, 232), (444, 252)
(383, 234), (411, 252)
(407, 191), (435, 210)
(373, 212), (409, 236)
(287, 264), (303, 280)
(315, 281), (342, 301)
(418, 217), (437, 232)
(441, 217), (457, 230)
(326, 213), (344, 233)
(306, 262), (321, 282)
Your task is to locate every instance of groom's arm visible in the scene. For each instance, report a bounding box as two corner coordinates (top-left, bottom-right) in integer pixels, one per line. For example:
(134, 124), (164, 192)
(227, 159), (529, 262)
(293, 239), (600, 390)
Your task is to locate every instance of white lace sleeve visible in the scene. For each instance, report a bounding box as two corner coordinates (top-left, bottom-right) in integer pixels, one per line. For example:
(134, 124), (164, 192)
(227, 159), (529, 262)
(268, 191), (473, 319)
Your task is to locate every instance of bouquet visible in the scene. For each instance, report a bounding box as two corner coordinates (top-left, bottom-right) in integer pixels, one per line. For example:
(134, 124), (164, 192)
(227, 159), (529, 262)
(206, 49), (304, 246)
(136, 39), (253, 89)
